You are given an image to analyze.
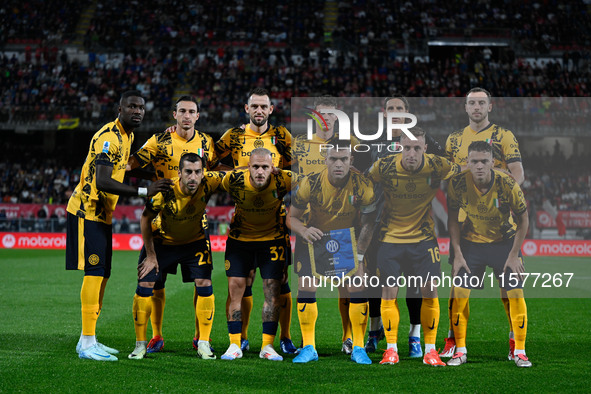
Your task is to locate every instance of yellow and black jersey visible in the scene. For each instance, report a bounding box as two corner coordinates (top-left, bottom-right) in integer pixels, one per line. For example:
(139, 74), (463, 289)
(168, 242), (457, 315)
(293, 133), (361, 175)
(67, 118), (133, 224)
(215, 124), (293, 169)
(447, 169), (527, 243)
(368, 153), (460, 243)
(292, 169), (375, 231)
(445, 123), (521, 170)
(221, 169), (293, 241)
(134, 129), (216, 178)
(148, 172), (224, 245)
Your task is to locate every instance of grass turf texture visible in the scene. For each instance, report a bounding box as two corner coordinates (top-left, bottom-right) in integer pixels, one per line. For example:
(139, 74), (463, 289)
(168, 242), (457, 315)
(1, 250), (590, 393)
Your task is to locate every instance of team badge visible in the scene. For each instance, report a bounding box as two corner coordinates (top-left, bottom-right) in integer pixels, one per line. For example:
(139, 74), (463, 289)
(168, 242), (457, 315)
(88, 254), (100, 265)
(225, 260), (231, 270)
(405, 179), (416, 192)
(254, 139), (264, 149)
(253, 196), (264, 208)
(477, 202), (488, 214)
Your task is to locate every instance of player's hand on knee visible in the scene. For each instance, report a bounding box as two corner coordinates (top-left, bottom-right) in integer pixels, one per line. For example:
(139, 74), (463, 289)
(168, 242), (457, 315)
(452, 255), (470, 277)
(301, 226), (323, 243)
(138, 256), (159, 279)
(503, 255), (524, 280)
(148, 179), (174, 196)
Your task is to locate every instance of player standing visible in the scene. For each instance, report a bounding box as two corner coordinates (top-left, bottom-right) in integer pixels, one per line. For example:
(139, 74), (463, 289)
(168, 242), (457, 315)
(128, 153), (223, 360)
(292, 96), (363, 355)
(215, 88), (296, 354)
(127, 95), (217, 354)
(220, 148), (293, 361)
(290, 146), (376, 364)
(66, 91), (171, 361)
(441, 88), (525, 359)
(446, 141), (531, 368)
(365, 96), (445, 357)
(367, 128), (459, 367)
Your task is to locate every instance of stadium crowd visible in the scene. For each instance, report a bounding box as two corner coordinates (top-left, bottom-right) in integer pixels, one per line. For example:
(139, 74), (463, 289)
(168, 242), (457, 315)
(4, 1), (589, 52)
(1, 0), (591, 126)
(335, 0), (591, 53)
(1, 0), (590, 228)
(1, 45), (590, 127)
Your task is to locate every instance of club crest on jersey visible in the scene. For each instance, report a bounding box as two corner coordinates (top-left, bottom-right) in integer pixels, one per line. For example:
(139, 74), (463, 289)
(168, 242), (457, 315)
(477, 202), (488, 214)
(253, 196), (264, 208)
(405, 179), (416, 192)
(88, 254), (100, 265)
(254, 139), (264, 149)
(102, 141), (110, 153)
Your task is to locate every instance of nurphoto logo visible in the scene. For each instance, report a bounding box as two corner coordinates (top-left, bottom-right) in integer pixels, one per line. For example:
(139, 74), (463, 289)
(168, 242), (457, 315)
(305, 108), (418, 141)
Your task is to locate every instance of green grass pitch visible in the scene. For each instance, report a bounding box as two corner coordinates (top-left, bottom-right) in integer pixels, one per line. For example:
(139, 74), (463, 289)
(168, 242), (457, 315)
(1, 249), (590, 393)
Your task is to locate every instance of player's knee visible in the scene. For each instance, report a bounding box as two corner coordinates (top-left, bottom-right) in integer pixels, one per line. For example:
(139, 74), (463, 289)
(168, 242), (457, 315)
(195, 278), (212, 288)
(421, 284), (437, 299)
(196, 285), (213, 297)
(228, 277), (247, 299)
(136, 285), (154, 297)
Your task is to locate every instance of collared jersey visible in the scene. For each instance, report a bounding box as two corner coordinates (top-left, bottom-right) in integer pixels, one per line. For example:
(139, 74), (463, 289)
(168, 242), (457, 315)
(292, 169), (376, 232)
(147, 172), (224, 245)
(447, 169), (527, 243)
(215, 124), (293, 169)
(368, 153), (460, 243)
(293, 133), (361, 175)
(67, 118), (133, 224)
(134, 129), (216, 178)
(221, 169), (293, 241)
(445, 123), (521, 170)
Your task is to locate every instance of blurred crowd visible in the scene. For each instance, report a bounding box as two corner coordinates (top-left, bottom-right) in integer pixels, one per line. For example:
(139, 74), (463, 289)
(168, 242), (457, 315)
(0, 0), (590, 228)
(4, 1), (589, 52)
(1, 1), (590, 126)
(1, 46), (590, 127)
(83, 0), (324, 51)
(336, 1), (591, 54)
